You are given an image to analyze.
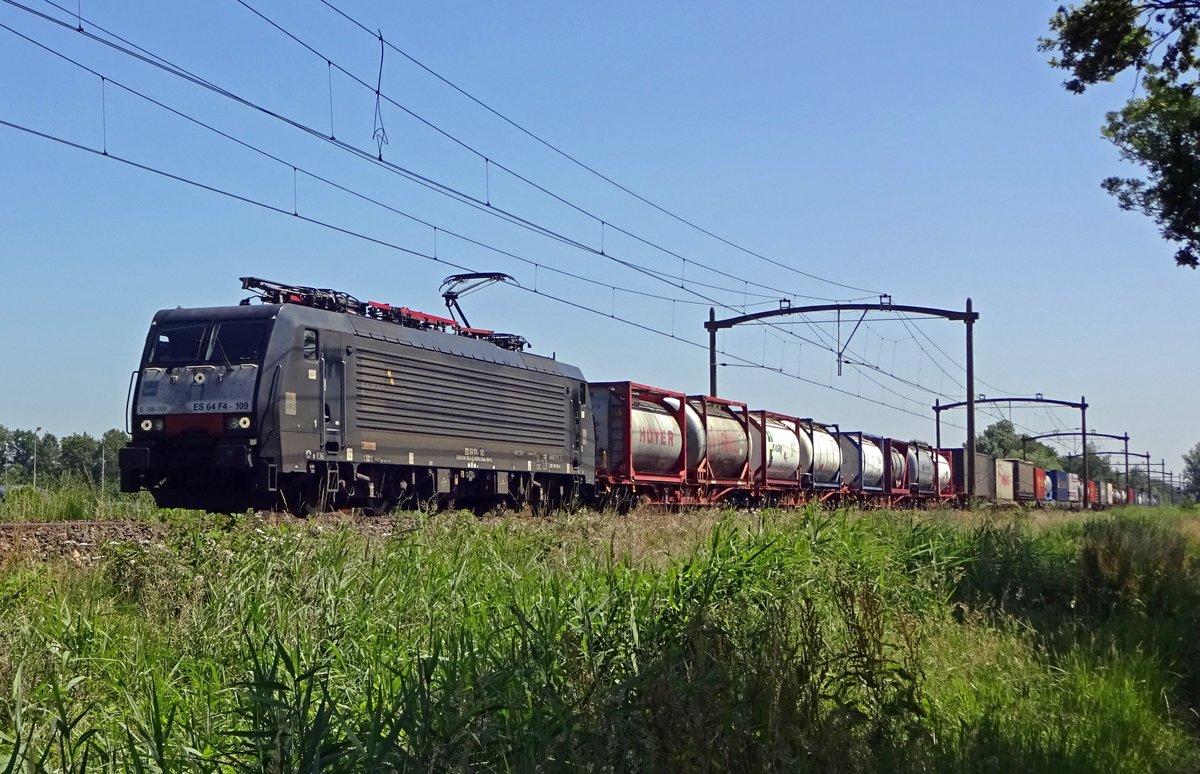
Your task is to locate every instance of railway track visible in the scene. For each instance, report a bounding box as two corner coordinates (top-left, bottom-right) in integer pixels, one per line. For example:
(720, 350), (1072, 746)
(0, 511), (434, 564)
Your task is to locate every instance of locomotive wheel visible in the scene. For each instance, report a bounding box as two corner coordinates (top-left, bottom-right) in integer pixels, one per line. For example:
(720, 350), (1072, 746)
(362, 497), (394, 517)
(281, 474), (323, 517)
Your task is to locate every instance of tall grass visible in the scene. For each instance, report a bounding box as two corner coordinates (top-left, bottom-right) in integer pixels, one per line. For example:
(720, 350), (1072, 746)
(0, 485), (161, 522)
(1, 507), (1198, 771)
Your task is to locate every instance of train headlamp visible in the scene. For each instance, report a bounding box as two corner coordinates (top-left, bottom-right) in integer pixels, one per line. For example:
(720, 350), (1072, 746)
(140, 419), (153, 432)
(226, 415), (252, 431)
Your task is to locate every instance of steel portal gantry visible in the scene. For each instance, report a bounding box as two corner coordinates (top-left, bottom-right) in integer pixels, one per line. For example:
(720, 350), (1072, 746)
(934, 394), (1088, 506)
(705, 298), (980, 498)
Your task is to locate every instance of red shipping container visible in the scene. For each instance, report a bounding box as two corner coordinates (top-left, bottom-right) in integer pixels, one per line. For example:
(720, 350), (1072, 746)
(1033, 467), (1046, 501)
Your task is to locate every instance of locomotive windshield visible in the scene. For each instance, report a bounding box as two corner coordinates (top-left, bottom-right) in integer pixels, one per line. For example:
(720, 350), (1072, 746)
(148, 319), (269, 365)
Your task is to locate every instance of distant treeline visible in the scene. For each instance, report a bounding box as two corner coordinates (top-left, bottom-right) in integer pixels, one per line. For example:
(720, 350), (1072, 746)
(0, 425), (128, 490)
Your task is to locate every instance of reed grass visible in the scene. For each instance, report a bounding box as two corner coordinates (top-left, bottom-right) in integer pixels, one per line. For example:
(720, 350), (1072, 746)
(1, 506), (1198, 772)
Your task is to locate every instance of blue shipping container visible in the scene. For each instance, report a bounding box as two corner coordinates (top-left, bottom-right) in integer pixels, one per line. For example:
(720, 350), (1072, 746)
(1047, 470), (1071, 502)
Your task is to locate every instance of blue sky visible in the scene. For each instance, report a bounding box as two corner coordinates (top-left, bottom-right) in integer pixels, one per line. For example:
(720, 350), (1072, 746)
(0, 1), (1192, 478)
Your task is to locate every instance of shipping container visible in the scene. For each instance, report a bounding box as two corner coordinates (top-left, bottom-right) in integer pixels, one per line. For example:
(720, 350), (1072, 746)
(884, 439), (910, 498)
(801, 420), (842, 488)
(747, 411), (803, 487)
(995, 459), (1015, 501)
(1047, 470), (1070, 502)
(1009, 460), (1038, 502)
(935, 450), (954, 495)
(953, 451), (996, 499)
(838, 432), (886, 491)
(592, 381), (688, 485)
(1034, 467), (1047, 501)
(1069, 473), (1082, 503)
(684, 395), (751, 483)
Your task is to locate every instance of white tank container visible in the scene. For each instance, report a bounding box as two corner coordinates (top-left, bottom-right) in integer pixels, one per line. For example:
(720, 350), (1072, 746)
(809, 425), (841, 484)
(995, 459), (1015, 501)
(937, 452), (952, 494)
(696, 401), (749, 479)
(889, 446), (906, 489)
(662, 398), (704, 471)
(749, 418), (802, 480)
(1043, 472), (1053, 500)
(916, 446), (936, 489)
(628, 400), (684, 474)
(906, 448), (919, 487)
(839, 434), (884, 488)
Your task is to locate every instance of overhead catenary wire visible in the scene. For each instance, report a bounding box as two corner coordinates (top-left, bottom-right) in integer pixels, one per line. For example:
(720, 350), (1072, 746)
(0, 21), (724, 311)
(315, 0), (886, 297)
(15, 0), (874, 309)
(10, 4), (925, 404)
(3, 2), (1002, 433)
(7, 0), (1000, 419)
(0, 14), (914, 408)
(0, 114), (963, 432)
(3, 1), (826, 326)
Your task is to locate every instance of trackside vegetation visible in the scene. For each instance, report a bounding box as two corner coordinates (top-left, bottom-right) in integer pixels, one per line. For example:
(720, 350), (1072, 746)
(2, 506), (1200, 772)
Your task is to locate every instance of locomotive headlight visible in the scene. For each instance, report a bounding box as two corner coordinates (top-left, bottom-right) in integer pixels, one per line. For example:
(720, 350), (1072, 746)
(152, 419), (164, 431)
(226, 415), (252, 431)
(140, 419), (153, 432)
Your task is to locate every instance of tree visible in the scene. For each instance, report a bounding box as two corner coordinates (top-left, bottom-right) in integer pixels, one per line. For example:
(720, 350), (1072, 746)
(1042, 1), (1200, 268)
(59, 432), (100, 484)
(1061, 442), (1117, 482)
(99, 429), (129, 491)
(976, 420), (1065, 470)
(1184, 440), (1200, 496)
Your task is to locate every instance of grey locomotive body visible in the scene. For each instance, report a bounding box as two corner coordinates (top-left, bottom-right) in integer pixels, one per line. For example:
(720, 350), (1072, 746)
(119, 283), (594, 514)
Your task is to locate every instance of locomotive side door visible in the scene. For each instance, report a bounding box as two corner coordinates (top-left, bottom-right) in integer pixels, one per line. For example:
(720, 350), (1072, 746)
(321, 331), (345, 453)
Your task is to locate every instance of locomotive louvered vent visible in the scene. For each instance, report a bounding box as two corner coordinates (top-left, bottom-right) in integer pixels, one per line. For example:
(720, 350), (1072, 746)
(356, 347), (568, 446)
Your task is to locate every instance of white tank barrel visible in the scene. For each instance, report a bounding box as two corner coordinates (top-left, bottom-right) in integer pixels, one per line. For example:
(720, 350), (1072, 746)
(916, 446), (936, 489)
(628, 400), (684, 474)
(937, 451), (952, 493)
(663, 398), (705, 472)
(693, 400), (749, 479)
(750, 418), (802, 479)
(809, 425), (841, 484)
(889, 446), (906, 488)
(839, 434), (884, 488)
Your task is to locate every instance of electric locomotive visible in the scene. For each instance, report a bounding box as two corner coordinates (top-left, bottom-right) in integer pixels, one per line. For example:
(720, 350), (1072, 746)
(119, 277), (595, 514)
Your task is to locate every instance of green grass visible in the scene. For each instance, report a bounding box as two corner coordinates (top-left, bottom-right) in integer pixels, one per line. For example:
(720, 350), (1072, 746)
(1, 506), (1199, 771)
(0, 485), (162, 522)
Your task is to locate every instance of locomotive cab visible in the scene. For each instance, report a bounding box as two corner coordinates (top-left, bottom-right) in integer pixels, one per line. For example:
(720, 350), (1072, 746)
(119, 305), (279, 511)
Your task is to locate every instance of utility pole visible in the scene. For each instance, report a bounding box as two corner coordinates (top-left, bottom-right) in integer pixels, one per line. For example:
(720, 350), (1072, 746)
(33, 426), (41, 490)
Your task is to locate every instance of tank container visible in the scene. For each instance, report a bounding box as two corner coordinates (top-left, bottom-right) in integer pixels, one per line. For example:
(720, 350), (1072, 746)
(839, 433), (884, 489)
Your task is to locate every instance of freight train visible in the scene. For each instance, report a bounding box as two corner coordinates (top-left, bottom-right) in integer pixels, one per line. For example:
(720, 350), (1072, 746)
(118, 278), (1136, 514)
